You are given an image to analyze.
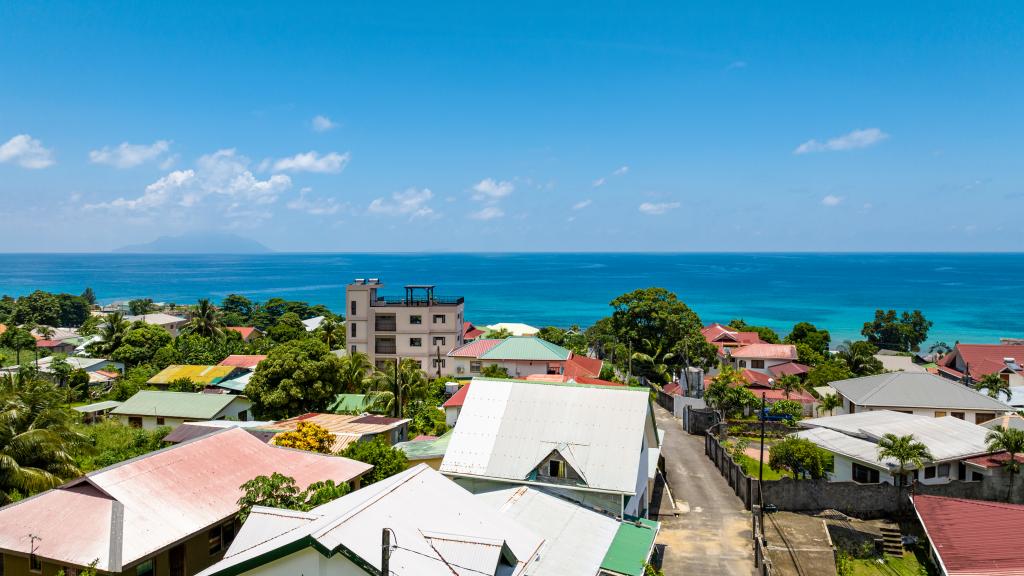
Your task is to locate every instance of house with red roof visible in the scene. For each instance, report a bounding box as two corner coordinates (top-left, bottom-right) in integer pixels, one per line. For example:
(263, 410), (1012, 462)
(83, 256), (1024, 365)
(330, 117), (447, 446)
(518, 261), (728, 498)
(913, 495), (1024, 575)
(937, 343), (1024, 386)
(225, 326), (262, 342)
(446, 336), (603, 380)
(702, 323), (765, 353)
(462, 321), (486, 342)
(727, 343), (800, 376)
(217, 354), (268, 371)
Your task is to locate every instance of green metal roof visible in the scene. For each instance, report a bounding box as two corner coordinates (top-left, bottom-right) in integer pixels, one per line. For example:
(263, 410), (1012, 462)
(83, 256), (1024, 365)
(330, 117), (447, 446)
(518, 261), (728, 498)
(600, 517), (660, 576)
(478, 337), (572, 361)
(111, 390), (246, 419)
(395, 429), (453, 460)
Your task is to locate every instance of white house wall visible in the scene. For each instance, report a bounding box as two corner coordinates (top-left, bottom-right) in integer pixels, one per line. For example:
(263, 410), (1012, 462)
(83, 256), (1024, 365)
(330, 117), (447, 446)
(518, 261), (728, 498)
(238, 546), (366, 576)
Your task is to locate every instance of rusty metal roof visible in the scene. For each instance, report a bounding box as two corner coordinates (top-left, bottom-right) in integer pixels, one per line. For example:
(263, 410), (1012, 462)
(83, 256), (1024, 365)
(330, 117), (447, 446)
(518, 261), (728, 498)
(0, 427), (372, 572)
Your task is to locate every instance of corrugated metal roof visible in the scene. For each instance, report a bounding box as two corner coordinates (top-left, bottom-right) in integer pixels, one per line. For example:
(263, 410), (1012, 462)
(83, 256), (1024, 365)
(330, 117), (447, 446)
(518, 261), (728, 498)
(396, 429), (454, 460)
(269, 413), (409, 451)
(476, 486), (622, 576)
(913, 495), (1024, 575)
(213, 371), (250, 392)
(197, 464), (546, 576)
(73, 400), (122, 413)
(831, 372), (1012, 411)
(0, 428), (371, 572)
(147, 364), (243, 385)
(217, 354), (267, 369)
(601, 517), (660, 576)
(448, 338), (503, 358)
(795, 427), (893, 469)
(479, 337), (572, 361)
(440, 377), (654, 494)
(980, 413), (1024, 431)
(124, 312), (185, 325)
(111, 390), (248, 419)
(327, 393), (373, 413)
(731, 343), (798, 360)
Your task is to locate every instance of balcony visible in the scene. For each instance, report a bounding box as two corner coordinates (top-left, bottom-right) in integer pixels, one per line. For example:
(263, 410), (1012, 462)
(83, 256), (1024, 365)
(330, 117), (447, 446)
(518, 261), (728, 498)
(375, 316), (397, 331)
(371, 296), (464, 307)
(375, 338), (397, 355)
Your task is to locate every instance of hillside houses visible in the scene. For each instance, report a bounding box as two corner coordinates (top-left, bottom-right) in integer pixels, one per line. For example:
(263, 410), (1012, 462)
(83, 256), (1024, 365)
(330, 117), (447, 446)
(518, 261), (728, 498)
(829, 372), (1012, 424)
(446, 336), (603, 380)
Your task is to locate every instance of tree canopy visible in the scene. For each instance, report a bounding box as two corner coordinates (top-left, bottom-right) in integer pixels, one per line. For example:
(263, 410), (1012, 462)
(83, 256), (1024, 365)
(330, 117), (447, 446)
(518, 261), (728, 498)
(728, 319), (780, 344)
(273, 421), (335, 454)
(785, 322), (831, 356)
(245, 339), (345, 419)
(861, 309), (933, 352)
(768, 437), (829, 479)
(236, 472), (350, 522)
(340, 437), (408, 485)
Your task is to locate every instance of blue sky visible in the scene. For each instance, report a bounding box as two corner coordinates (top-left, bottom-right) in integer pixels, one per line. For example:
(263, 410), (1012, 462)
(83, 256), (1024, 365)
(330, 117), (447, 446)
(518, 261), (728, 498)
(0, 2), (1021, 252)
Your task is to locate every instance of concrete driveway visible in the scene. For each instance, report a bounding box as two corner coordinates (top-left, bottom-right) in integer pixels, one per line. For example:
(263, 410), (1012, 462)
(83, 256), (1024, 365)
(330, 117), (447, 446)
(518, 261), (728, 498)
(653, 405), (755, 575)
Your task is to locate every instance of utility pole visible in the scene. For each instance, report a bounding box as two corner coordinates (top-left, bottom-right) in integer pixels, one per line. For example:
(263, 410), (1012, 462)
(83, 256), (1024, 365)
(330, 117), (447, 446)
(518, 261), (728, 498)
(758, 392), (766, 541)
(394, 358), (402, 419)
(381, 528), (391, 575)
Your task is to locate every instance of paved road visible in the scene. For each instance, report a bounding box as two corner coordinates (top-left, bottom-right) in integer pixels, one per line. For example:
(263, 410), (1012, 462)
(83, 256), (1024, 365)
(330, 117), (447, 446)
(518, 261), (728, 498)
(653, 405), (756, 575)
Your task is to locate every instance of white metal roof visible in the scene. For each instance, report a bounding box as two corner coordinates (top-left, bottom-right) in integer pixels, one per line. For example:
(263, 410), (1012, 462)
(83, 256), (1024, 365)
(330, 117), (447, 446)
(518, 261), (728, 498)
(476, 486), (620, 576)
(795, 427), (892, 469)
(302, 315), (325, 331)
(124, 312), (186, 325)
(831, 372), (1012, 411)
(486, 323), (540, 336)
(440, 378), (654, 494)
(198, 464), (547, 576)
(800, 410), (921, 436)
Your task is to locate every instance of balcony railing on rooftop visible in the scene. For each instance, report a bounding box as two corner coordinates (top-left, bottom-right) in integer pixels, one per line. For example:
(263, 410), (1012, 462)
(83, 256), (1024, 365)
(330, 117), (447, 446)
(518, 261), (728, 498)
(371, 296), (464, 307)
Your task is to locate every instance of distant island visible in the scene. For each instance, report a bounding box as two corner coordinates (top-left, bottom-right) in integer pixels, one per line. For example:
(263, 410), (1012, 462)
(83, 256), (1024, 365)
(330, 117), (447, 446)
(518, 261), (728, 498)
(113, 232), (272, 254)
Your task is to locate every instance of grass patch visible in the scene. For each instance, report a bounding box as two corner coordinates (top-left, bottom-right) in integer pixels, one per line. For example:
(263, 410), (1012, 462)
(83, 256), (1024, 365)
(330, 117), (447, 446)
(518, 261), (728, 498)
(736, 453), (787, 480)
(846, 551), (933, 576)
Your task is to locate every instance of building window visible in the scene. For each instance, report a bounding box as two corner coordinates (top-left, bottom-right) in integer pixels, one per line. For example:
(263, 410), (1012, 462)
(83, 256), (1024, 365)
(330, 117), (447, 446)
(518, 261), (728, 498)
(136, 560), (154, 576)
(951, 412), (965, 420)
(209, 521), (236, 555)
(29, 555), (41, 574)
(350, 300), (357, 316)
(410, 338), (422, 347)
(351, 323), (357, 337)
(548, 460), (566, 478)
(128, 416), (142, 428)
(156, 417), (165, 425)
(433, 336), (446, 346)
(924, 466), (936, 479)
(972, 471), (984, 482)
(937, 463), (950, 477)
(934, 411), (946, 418)
(65, 568), (78, 576)
(751, 360), (765, 369)
(432, 358), (446, 368)
(351, 345), (357, 354)
(975, 413), (996, 424)
(738, 360), (747, 368)
(852, 463), (880, 484)
(470, 361), (483, 373)
(433, 314), (446, 324)
(410, 315), (422, 325)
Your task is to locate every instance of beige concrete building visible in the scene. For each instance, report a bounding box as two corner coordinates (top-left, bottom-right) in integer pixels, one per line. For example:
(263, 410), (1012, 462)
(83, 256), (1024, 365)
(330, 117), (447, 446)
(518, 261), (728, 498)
(345, 279), (465, 376)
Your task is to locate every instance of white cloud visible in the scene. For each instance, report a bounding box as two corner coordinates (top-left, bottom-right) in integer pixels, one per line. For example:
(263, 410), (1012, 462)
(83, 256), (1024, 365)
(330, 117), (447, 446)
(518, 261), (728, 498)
(638, 201), (680, 215)
(368, 188), (436, 219)
(612, 165), (630, 176)
(821, 194), (843, 207)
(87, 149), (291, 213)
(272, 151), (350, 173)
(0, 134), (55, 169)
(592, 177), (606, 188)
(89, 140), (170, 168)
(470, 206), (504, 220)
(287, 188), (343, 215)
(593, 165), (629, 187)
(472, 178), (514, 201)
(572, 199), (592, 210)
(311, 115), (336, 132)
(794, 128), (889, 155)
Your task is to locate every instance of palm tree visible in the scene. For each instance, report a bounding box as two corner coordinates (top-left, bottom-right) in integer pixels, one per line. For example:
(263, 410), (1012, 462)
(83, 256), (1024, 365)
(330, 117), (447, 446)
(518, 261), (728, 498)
(0, 370), (89, 503)
(0, 326), (37, 365)
(338, 351), (373, 394)
(986, 426), (1024, 501)
(366, 358), (428, 418)
(975, 373), (1012, 403)
(88, 311), (130, 357)
(184, 299), (224, 340)
(776, 375), (802, 399)
(877, 433), (933, 493)
(318, 318), (342, 350)
(816, 393), (843, 416)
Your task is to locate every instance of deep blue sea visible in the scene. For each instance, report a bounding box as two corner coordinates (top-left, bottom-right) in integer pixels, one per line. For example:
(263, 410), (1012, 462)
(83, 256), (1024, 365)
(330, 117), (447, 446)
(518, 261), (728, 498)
(0, 253), (1021, 345)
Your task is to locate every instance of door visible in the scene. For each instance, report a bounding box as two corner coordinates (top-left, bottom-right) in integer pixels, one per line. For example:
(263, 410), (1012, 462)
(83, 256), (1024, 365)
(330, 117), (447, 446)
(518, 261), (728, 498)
(169, 543), (186, 576)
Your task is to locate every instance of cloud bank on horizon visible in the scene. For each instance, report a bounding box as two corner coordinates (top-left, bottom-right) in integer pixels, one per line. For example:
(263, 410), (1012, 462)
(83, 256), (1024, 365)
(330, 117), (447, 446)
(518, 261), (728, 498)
(0, 3), (1019, 252)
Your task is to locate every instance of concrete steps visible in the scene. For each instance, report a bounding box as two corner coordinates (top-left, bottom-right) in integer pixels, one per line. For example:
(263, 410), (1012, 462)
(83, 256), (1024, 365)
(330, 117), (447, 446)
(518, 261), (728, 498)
(879, 526), (904, 556)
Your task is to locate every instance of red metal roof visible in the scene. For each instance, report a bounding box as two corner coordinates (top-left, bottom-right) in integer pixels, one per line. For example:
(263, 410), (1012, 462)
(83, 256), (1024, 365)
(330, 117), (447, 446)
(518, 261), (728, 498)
(217, 354), (268, 369)
(226, 326), (259, 339)
(914, 494), (1024, 575)
(564, 353), (603, 379)
(742, 369), (776, 388)
(35, 339), (63, 347)
(702, 323), (765, 346)
(443, 383), (471, 407)
(447, 338), (502, 357)
(731, 343), (798, 361)
(943, 344), (1024, 380)
(757, 389), (816, 403)
(463, 321), (486, 339)
(768, 361), (810, 377)
(0, 427), (371, 571)
(963, 451), (1024, 470)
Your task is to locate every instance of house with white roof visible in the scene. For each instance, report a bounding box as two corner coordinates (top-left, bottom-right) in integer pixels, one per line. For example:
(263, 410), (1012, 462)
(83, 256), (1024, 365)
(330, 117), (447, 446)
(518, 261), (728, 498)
(796, 410), (995, 485)
(830, 372), (1012, 424)
(197, 464), (658, 576)
(0, 427), (371, 576)
(440, 377), (660, 518)
(125, 312), (188, 336)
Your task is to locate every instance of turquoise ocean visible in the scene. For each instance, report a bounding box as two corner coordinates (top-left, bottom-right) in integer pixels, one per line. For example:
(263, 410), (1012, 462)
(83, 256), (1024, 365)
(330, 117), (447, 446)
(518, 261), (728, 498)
(0, 253), (1021, 346)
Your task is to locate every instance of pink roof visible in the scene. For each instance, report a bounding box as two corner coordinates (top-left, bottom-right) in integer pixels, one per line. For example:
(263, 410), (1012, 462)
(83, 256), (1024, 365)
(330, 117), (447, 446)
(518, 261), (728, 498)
(944, 344), (1024, 380)
(218, 354), (268, 369)
(769, 361), (811, 377)
(564, 353), (603, 379)
(443, 383), (471, 407)
(0, 427), (371, 571)
(226, 326), (259, 339)
(757, 389), (815, 403)
(35, 339), (63, 347)
(742, 369), (775, 388)
(663, 382), (682, 395)
(731, 343), (798, 361)
(702, 323), (765, 346)
(447, 338), (502, 358)
(914, 495), (1024, 575)
(964, 451), (1024, 470)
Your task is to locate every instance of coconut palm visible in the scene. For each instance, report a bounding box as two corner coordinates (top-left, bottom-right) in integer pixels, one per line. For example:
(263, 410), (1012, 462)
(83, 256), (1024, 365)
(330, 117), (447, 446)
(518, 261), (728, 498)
(183, 299), (224, 340)
(318, 318), (342, 350)
(0, 369), (89, 503)
(776, 375), (803, 399)
(816, 393), (843, 416)
(87, 312), (129, 357)
(366, 358), (428, 418)
(338, 351), (373, 394)
(986, 426), (1024, 501)
(877, 433), (933, 490)
(975, 373), (1012, 403)
(0, 326), (37, 365)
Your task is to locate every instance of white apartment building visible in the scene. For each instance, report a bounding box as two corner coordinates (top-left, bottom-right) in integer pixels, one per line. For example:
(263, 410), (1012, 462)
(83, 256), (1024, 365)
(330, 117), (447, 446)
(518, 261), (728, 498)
(345, 279), (465, 376)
